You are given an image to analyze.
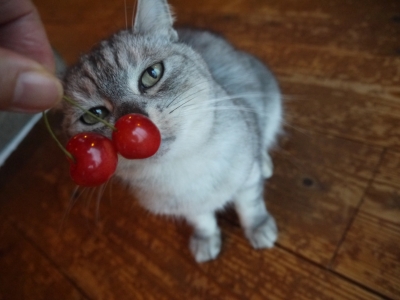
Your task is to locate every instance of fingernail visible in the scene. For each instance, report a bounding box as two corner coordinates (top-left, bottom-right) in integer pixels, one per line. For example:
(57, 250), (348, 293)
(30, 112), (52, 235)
(12, 71), (63, 112)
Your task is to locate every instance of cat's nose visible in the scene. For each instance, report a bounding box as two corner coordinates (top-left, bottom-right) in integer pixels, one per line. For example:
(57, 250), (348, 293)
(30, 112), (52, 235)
(116, 102), (149, 119)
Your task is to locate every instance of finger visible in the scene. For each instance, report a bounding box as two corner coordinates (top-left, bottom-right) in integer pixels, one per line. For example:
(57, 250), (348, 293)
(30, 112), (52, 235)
(0, 47), (63, 113)
(0, 0), (54, 71)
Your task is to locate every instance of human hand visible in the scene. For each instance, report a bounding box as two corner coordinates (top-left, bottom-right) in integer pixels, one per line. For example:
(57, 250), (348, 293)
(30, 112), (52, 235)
(0, 0), (63, 113)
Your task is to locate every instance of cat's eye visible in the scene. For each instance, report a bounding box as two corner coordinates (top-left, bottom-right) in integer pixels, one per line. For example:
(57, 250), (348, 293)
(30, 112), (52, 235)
(80, 106), (110, 125)
(140, 62), (164, 90)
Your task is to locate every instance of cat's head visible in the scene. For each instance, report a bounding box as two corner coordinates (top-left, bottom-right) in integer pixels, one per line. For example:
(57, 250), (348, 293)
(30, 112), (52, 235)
(63, 0), (215, 160)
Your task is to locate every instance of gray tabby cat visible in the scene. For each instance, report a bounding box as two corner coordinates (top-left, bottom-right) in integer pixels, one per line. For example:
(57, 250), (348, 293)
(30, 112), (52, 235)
(62, 0), (282, 262)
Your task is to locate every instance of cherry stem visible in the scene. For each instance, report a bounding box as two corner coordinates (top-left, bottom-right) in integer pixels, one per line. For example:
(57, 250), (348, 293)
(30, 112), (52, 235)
(63, 96), (117, 131)
(42, 111), (76, 163)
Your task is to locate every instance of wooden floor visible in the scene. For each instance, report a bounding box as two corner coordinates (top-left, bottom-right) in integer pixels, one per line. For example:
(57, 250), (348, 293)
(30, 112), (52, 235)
(1, 0), (399, 299)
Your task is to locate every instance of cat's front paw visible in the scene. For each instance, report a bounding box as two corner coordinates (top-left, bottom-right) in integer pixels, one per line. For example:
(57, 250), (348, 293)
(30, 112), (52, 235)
(262, 153), (274, 179)
(245, 215), (278, 249)
(189, 231), (221, 263)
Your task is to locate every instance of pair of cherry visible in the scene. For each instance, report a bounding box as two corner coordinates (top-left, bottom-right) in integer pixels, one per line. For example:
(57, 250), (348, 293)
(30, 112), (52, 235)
(66, 114), (161, 187)
(44, 97), (161, 187)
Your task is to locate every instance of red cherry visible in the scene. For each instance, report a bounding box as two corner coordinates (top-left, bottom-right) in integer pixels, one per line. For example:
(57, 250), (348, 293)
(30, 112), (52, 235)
(112, 114), (161, 159)
(66, 133), (118, 187)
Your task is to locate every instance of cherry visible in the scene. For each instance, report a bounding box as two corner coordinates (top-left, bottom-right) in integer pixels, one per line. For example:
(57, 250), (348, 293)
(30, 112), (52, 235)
(66, 133), (118, 187)
(112, 114), (161, 159)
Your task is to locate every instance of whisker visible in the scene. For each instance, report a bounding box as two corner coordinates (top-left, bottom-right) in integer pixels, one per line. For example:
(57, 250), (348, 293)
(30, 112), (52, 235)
(131, 0), (138, 28)
(280, 94), (316, 102)
(282, 120), (314, 139)
(85, 188), (96, 209)
(178, 105), (263, 116)
(165, 93), (183, 109)
(95, 187), (104, 224)
(199, 92), (268, 105)
(108, 177), (115, 205)
(168, 91), (272, 115)
(59, 185), (86, 232)
(124, 0), (128, 30)
(95, 183), (108, 223)
(169, 92), (207, 114)
(165, 79), (208, 108)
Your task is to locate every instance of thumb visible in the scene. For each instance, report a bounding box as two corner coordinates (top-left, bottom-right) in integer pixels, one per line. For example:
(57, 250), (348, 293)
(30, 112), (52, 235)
(0, 47), (63, 113)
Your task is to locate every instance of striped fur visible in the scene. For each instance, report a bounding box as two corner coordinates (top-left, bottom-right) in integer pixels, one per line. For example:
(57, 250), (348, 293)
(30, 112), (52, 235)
(62, 0), (282, 262)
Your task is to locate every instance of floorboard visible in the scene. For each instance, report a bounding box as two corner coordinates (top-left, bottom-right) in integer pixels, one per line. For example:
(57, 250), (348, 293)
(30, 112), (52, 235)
(0, 0), (398, 299)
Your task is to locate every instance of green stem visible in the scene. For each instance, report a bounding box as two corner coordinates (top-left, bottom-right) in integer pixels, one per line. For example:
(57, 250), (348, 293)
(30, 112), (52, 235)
(42, 111), (75, 163)
(63, 96), (117, 131)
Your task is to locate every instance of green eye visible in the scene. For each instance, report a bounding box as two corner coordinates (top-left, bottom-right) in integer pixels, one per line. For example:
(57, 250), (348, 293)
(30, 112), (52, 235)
(140, 62), (164, 89)
(80, 106), (110, 125)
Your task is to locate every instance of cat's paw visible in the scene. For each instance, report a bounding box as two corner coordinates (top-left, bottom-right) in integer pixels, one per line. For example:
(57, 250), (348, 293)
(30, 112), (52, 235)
(246, 215), (278, 249)
(189, 231), (221, 263)
(262, 153), (274, 179)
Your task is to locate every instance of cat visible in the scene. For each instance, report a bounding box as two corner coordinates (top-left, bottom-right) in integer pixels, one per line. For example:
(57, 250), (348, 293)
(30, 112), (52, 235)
(62, 0), (282, 262)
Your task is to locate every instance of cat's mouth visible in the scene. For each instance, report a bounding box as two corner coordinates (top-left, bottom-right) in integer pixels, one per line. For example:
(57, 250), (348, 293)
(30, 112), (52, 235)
(161, 136), (176, 145)
(153, 135), (175, 157)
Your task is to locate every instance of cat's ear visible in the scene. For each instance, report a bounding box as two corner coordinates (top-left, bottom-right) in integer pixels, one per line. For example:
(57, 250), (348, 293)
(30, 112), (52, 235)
(133, 0), (178, 41)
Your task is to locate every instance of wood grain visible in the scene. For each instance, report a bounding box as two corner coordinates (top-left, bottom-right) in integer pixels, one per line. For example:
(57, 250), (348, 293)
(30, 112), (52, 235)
(0, 127), (381, 299)
(0, 0), (398, 298)
(333, 150), (400, 299)
(265, 129), (382, 265)
(333, 212), (400, 299)
(282, 81), (400, 149)
(0, 219), (86, 300)
(170, 0), (400, 149)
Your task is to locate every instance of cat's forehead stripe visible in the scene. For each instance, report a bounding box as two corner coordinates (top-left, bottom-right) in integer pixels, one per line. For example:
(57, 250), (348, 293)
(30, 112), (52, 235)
(67, 31), (207, 103)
